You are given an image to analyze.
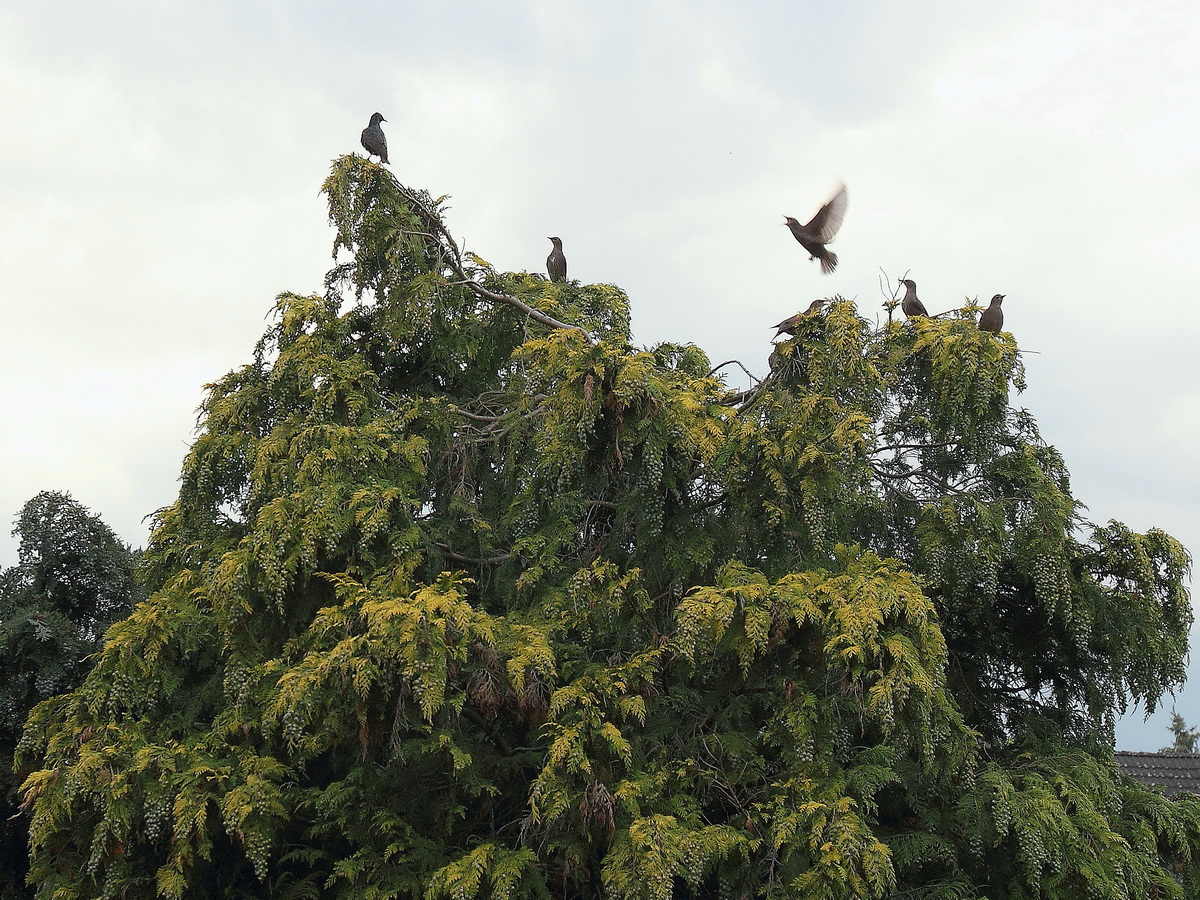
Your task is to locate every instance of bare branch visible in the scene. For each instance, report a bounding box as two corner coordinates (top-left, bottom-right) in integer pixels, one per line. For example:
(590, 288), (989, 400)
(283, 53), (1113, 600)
(465, 281), (594, 340)
(435, 543), (513, 565)
(707, 359), (760, 383)
(452, 408), (508, 423)
(688, 491), (729, 514)
(450, 396), (551, 436)
(734, 371), (780, 414)
(394, 181), (595, 342)
(870, 463), (927, 480)
(872, 440), (958, 454)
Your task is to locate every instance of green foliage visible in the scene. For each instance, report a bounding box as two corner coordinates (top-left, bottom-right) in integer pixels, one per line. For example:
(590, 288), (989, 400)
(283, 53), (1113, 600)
(17, 159), (1198, 899)
(0, 491), (142, 898)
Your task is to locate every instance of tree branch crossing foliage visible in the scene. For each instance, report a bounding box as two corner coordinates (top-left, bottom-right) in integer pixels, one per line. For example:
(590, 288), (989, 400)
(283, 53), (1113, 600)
(18, 158), (1199, 899)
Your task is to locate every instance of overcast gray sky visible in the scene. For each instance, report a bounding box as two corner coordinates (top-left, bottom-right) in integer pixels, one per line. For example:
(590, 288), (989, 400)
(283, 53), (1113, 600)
(1, 1), (1197, 750)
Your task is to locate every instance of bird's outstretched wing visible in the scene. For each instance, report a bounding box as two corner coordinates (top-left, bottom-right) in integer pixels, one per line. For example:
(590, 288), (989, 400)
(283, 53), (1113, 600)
(805, 184), (848, 244)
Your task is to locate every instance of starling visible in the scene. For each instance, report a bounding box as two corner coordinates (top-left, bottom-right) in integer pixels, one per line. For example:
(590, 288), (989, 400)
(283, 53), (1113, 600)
(784, 183), (848, 274)
(546, 236), (567, 283)
(978, 294), (1005, 333)
(773, 299), (827, 336)
(361, 112), (389, 164)
(898, 279), (929, 318)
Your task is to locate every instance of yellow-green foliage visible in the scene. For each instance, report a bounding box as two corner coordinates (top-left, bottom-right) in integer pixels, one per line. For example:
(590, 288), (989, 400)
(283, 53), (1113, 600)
(16, 158), (1196, 900)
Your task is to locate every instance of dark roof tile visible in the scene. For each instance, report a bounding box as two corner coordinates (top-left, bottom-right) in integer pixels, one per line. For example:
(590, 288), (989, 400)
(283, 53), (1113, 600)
(1115, 751), (1200, 798)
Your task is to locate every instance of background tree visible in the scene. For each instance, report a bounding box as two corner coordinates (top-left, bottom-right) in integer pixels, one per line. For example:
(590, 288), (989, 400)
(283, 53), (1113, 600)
(1, 491), (142, 897)
(18, 159), (1200, 899)
(1162, 711), (1200, 754)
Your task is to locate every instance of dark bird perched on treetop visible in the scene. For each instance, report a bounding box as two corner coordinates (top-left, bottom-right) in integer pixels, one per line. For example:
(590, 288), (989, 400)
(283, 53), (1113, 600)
(773, 299), (827, 336)
(978, 294), (1005, 333)
(546, 237), (567, 282)
(784, 183), (848, 274)
(898, 278), (929, 318)
(361, 113), (389, 164)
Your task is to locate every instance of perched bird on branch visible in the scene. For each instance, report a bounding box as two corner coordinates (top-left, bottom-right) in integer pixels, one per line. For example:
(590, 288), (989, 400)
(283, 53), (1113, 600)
(978, 294), (1005, 333)
(773, 299), (827, 336)
(361, 113), (389, 164)
(784, 184), (848, 274)
(546, 237), (567, 282)
(898, 279), (929, 318)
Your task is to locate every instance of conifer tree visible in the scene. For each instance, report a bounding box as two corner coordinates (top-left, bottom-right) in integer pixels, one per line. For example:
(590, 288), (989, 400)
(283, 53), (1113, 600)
(18, 158), (1200, 899)
(1163, 711), (1200, 754)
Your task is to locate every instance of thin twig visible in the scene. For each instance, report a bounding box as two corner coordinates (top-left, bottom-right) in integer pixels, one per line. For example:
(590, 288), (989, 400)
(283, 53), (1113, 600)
(879, 267), (905, 325)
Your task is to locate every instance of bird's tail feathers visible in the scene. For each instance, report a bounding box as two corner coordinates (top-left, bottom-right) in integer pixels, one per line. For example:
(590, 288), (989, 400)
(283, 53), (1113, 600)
(820, 252), (838, 275)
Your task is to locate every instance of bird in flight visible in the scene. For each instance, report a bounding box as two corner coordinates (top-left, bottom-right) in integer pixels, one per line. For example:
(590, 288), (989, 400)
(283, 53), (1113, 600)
(361, 113), (389, 164)
(784, 183), (848, 274)
(546, 237), (567, 282)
